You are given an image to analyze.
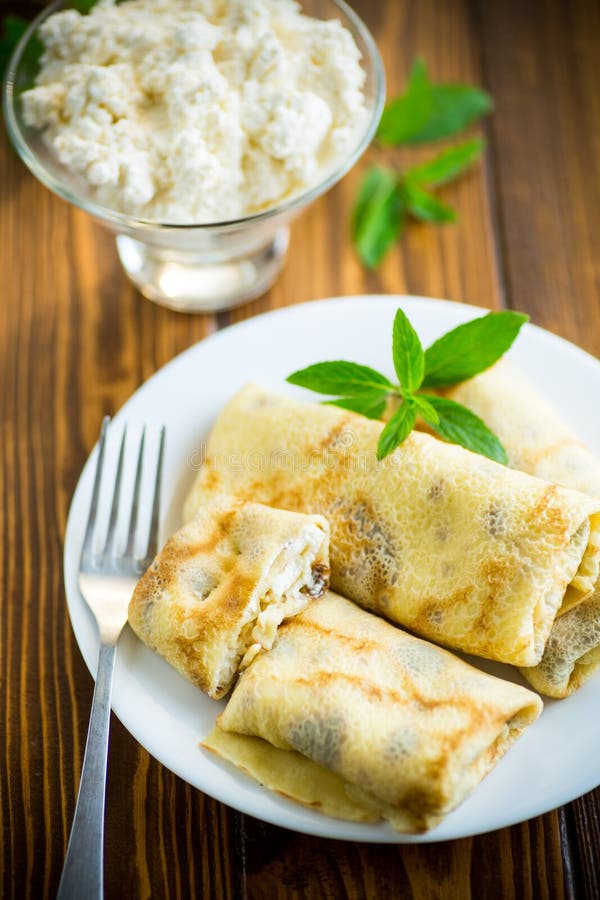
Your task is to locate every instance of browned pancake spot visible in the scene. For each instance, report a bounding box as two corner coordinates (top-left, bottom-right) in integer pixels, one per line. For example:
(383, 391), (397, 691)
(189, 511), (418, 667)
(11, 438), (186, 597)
(528, 484), (570, 537)
(200, 461), (222, 492)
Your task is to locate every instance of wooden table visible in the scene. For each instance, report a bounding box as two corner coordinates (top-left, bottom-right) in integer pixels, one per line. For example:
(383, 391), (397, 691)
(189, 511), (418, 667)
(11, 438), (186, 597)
(2, 0), (600, 897)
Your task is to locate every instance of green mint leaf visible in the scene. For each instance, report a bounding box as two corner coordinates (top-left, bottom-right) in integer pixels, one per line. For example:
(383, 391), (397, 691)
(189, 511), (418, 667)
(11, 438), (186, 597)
(376, 59), (434, 145)
(392, 308), (425, 393)
(422, 395), (507, 463)
(352, 166), (385, 227)
(324, 393), (388, 420)
(412, 394), (439, 425)
(352, 167), (404, 268)
(402, 183), (457, 223)
(377, 401), (417, 460)
(404, 138), (484, 188)
(378, 61), (492, 146)
(422, 311), (529, 388)
(406, 85), (492, 144)
(287, 361), (393, 396)
(1, 15), (28, 75)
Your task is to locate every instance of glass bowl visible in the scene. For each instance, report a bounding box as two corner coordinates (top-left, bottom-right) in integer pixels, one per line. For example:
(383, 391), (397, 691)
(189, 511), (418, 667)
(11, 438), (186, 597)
(3, 0), (385, 313)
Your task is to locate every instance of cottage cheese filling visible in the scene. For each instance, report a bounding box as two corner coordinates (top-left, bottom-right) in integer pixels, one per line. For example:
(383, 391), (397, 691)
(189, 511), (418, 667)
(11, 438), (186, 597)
(22, 0), (368, 223)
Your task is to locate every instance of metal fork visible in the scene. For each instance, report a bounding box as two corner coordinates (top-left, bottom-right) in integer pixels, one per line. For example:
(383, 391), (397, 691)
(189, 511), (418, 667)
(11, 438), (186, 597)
(57, 417), (165, 900)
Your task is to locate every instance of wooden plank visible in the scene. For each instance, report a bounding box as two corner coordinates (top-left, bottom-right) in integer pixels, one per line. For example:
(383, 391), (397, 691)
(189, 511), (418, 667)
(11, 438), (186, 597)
(478, 1), (600, 896)
(476, 0), (600, 349)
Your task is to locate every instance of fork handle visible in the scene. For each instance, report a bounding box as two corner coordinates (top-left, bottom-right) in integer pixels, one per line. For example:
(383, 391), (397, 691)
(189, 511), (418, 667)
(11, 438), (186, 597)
(57, 641), (117, 900)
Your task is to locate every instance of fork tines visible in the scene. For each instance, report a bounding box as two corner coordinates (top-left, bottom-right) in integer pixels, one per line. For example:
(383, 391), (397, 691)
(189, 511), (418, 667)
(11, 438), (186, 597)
(80, 418), (165, 574)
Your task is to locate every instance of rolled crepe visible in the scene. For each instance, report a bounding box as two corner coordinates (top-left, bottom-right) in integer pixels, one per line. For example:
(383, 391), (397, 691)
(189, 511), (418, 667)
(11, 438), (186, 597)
(521, 594), (600, 696)
(128, 494), (330, 698)
(184, 384), (600, 668)
(204, 592), (543, 833)
(442, 361), (600, 696)
(442, 360), (600, 497)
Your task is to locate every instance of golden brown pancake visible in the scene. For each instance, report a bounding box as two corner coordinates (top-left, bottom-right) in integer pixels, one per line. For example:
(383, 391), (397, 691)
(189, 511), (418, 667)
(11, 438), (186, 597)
(129, 494), (329, 698)
(443, 361), (600, 697)
(205, 592), (542, 833)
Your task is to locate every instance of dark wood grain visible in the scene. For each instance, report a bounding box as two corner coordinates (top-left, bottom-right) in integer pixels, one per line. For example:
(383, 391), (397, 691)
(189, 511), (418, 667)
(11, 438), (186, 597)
(1, 0), (599, 897)
(476, 0), (600, 350)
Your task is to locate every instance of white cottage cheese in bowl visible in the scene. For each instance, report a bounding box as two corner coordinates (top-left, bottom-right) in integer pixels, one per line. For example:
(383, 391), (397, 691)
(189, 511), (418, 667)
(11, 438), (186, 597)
(22, 0), (368, 224)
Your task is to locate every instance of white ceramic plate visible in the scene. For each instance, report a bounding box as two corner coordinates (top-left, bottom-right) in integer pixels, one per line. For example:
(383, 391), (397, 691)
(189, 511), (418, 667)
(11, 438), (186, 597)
(64, 295), (600, 843)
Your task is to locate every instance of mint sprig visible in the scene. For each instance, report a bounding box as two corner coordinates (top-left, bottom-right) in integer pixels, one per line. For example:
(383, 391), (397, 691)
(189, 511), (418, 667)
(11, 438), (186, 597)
(352, 58), (492, 269)
(353, 138), (485, 268)
(287, 308), (528, 462)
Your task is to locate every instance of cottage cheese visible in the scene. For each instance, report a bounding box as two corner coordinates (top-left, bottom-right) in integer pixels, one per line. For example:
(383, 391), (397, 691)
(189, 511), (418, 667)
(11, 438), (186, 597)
(22, 0), (367, 223)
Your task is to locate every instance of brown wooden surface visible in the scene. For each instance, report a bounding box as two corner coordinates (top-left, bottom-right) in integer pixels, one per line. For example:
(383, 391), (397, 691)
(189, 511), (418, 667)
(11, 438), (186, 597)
(2, 0), (600, 897)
